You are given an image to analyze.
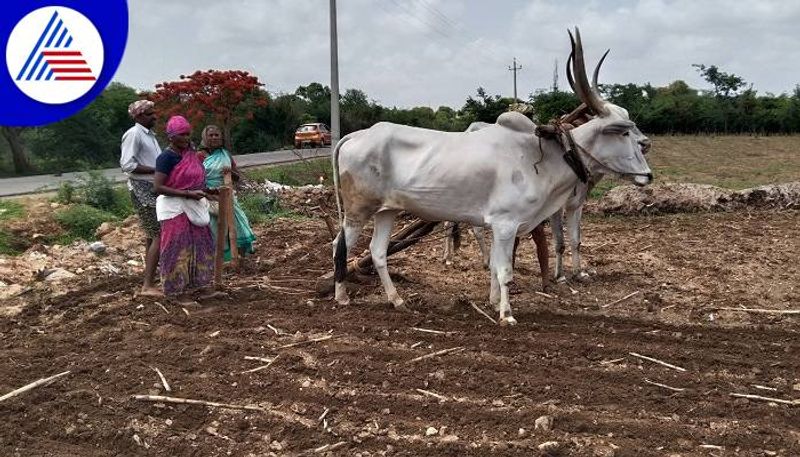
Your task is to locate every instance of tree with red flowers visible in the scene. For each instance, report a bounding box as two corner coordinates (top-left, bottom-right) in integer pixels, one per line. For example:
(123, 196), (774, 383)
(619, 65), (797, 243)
(150, 70), (266, 150)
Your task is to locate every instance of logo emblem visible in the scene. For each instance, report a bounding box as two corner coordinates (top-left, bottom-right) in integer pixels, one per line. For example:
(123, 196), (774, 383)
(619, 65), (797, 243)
(6, 6), (104, 104)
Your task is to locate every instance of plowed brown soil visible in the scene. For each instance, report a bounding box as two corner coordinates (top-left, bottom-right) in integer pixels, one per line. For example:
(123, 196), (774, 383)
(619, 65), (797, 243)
(1, 210), (799, 456)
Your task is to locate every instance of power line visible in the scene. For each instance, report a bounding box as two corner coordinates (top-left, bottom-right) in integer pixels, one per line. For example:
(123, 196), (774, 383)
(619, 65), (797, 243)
(387, 0), (451, 39)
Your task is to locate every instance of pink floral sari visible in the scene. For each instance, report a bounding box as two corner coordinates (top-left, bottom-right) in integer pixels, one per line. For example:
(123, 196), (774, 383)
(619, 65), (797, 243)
(159, 148), (214, 295)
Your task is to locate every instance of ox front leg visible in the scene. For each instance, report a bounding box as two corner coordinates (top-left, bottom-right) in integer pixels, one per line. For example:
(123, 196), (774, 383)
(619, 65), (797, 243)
(471, 226), (490, 269)
(489, 223), (518, 326)
(551, 209), (567, 282)
(370, 211), (410, 312)
(333, 218), (366, 305)
(566, 207), (589, 282)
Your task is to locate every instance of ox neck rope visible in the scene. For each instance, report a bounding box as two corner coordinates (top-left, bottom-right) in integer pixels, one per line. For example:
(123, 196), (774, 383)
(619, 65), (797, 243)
(534, 121), (590, 184)
(561, 129), (590, 184)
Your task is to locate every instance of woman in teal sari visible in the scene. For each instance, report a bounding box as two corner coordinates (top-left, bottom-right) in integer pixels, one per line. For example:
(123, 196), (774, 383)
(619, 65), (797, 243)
(200, 125), (256, 260)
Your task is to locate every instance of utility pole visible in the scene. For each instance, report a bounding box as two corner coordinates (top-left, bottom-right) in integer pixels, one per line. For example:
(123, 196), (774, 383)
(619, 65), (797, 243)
(329, 0), (340, 147)
(508, 57), (522, 102)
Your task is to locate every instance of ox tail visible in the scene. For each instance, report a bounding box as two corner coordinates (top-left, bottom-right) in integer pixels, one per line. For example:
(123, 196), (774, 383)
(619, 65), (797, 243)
(332, 134), (355, 284)
(452, 222), (462, 250)
(332, 133), (355, 228)
(334, 228), (347, 283)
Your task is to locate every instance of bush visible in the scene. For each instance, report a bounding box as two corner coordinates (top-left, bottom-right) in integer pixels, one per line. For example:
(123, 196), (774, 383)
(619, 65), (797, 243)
(56, 181), (76, 204)
(78, 171), (117, 212)
(55, 172), (134, 218)
(238, 193), (280, 224)
(53, 204), (118, 241)
(110, 186), (134, 218)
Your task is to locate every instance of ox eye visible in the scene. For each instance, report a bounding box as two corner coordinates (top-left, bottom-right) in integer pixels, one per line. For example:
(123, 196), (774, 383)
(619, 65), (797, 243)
(622, 131), (630, 137)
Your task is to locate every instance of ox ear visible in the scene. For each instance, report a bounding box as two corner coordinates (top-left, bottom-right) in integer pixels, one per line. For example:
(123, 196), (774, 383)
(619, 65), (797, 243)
(602, 120), (635, 135)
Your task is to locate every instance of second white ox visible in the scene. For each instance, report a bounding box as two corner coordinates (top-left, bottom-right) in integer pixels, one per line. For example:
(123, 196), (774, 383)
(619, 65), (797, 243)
(332, 29), (652, 325)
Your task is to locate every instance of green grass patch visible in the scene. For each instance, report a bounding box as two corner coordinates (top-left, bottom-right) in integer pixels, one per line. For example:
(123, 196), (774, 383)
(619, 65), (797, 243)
(53, 204), (118, 241)
(244, 158), (332, 186)
(0, 228), (22, 255)
(239, 193), (307, 225)
(589, 179), (619, 199)
(0, 200), (25, 221)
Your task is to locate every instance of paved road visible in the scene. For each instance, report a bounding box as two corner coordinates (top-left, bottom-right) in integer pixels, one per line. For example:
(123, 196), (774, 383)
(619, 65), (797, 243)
(0, 148), (331, 197)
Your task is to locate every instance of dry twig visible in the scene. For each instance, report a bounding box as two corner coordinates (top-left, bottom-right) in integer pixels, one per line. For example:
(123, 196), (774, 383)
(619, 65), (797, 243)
(411, 327), (448, 335)
(154, 302), (170, 314)
(469, 302), (497, 324)
(241, 356), (279, 374)
(599, 358), (626, 365)
(312, 441), (347, 454)
(644, 379), (685, 392)
(716, 307), (800, 315)
(278, 335), (337, 350)
(132, 394), (264, 411)
(151, 366), (171, 392)
(629, 352), (687, 372)
(416, 388), (448, 401)
(729, 393), (799, 406)
(244, 356), (274, 363)
(408, 347), (464, 364)
(0, 371), (71, 402)
(535, 291), (556, 299)
(602, 291), (641, 308)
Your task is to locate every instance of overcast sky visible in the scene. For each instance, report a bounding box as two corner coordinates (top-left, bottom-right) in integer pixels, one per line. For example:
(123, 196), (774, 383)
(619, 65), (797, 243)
(115, 0), (800, 109)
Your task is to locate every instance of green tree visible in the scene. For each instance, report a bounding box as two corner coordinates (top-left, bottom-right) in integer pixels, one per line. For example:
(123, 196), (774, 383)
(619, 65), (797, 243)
(692, 64), (747, 98)
(461, 88), (514, 123)
(0, 127), (32, 174)
(530, 89), (580, 124)
(294, 82), (331, 125)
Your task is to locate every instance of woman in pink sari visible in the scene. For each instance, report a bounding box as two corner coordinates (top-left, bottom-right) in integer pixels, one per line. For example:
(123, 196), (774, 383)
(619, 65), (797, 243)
(153, 116), (215, 297)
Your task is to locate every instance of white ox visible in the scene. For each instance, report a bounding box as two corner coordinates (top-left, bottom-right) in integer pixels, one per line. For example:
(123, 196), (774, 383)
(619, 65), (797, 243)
(331, 28), (653, 325)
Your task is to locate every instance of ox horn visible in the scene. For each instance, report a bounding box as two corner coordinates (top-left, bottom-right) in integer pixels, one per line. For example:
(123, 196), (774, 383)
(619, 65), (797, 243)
(592, 49), (610, 92)
(566, 51), (576, 94)
(569, 27), (609, 116)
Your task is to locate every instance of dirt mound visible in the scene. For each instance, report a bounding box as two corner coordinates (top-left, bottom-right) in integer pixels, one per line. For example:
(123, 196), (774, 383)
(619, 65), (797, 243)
(239, 178), (336, 216)
(0, 213), (147, 303)
(588, 182), (800, 215)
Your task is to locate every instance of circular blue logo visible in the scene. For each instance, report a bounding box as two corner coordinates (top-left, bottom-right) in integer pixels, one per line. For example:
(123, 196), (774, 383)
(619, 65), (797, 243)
(1, 1), (128, 126)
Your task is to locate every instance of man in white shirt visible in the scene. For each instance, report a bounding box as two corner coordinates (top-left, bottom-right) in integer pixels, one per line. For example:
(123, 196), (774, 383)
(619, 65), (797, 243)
(120, 100), (162, 296)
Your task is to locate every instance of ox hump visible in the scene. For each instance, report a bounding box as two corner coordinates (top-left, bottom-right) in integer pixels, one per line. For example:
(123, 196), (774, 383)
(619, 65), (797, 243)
(496, 111), (536, 134)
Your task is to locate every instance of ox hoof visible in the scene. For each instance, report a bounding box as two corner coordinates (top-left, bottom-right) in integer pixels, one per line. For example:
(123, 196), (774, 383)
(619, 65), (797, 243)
(499, 316), (518, 326)
(556, 275), (568, 283)
(336, 298), (350, 306)
(573, 271), (591, 283)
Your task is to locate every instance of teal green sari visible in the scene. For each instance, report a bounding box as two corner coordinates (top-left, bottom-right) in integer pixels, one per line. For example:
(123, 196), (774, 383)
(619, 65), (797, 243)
(203, 148), (256, 260)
